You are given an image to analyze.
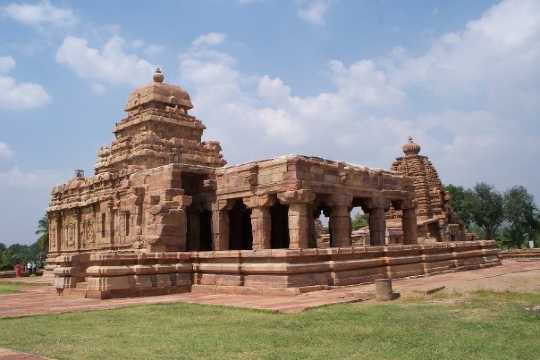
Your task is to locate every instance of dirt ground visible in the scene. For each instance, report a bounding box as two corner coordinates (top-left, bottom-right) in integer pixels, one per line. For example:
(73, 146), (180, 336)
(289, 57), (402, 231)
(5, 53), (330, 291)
(0, 259), (538, 318)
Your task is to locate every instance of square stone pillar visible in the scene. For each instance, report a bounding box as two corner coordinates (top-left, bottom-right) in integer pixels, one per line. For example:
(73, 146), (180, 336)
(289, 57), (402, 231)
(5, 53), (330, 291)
(211, 200), (230, 251)
(329, 206), (352, 247)
(402, 205), (418, 245)
(366, 198), (390, 246)
(244, 195), (274, 250)
(327, 194), (353, 247)
(250, 207), (271, 250)
(288, 203), (310, 249)
(278, 190), (316, 249)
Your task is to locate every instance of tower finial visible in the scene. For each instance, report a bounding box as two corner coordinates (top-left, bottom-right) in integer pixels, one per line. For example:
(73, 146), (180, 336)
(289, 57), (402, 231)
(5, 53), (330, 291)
(402, 136), (421, 156)
(153, 67), (164, 83)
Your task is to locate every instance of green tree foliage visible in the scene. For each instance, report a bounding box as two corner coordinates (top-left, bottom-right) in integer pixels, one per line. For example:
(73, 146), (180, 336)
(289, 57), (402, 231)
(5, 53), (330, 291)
(468, 183), (505, 240)
(351, 212), (368, 231)
(445, 184), (474, 227)
(0, 213), (48, 270)
(35, 214), (49, 254)
(501, 186), (540, 248)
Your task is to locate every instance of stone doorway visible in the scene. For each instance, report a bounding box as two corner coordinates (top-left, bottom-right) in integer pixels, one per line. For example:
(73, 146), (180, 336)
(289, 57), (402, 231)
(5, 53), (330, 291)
(229, 200), (253, 250)
(270, 203), (289, 248)
(186, 208), (213, 251)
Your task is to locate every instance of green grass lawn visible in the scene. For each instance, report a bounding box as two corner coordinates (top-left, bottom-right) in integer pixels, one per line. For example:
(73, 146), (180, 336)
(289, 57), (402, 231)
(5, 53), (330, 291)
(0, 291), (539, 360)
(0, 283), (24, 294)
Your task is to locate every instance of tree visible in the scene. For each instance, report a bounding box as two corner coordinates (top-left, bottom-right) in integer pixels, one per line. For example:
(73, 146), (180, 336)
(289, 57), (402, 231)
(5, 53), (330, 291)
(469, 183), (504, 240)
(351, 212), (368, 231)
(502, 186), (539, 248)
(35, 214), (49, 255)
(445, 184), (474, 227)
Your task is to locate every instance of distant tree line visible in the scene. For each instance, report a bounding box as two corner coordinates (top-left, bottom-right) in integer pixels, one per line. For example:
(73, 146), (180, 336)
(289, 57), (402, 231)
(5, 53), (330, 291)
(446, 183), (540, 248)
(0, 214), (48, 271)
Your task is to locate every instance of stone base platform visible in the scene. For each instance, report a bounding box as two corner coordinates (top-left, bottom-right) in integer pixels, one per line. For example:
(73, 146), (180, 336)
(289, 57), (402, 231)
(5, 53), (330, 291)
(500, 248), (540, 259)
(49, 240), (500, 299)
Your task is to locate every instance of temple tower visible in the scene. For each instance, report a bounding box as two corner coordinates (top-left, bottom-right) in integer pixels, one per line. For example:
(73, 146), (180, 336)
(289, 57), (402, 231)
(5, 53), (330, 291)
(95, 68), (226, 175)
(390, 137), (466, 242)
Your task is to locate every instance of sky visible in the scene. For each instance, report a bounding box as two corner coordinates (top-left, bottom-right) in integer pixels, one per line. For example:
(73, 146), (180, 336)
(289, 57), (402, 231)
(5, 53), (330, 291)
(0, 0), (539, 245)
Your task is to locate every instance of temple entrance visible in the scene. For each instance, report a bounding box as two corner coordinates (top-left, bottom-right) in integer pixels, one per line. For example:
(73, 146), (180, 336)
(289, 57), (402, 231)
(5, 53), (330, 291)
(186, 208), (213, 251)
(428, 222), (442, 241)
(199, 209), (212, 250)
(270, 203), (289, 248)
(229, 200), (253, 250)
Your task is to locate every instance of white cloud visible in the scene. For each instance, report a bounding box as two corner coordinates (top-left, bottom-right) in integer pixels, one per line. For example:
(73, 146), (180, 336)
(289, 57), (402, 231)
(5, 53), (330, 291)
(0, 56), (50, 110)
(90, 82), (106, 95)
(0, 56), (15, 73)
(192, 32), (227, 47)
(179, 0), (540, 201)
(0, 166), (65, 189)
(297, 0), (331, 26)
(56, 35), (155, 88)
(2, 0), (76, 28)
(0, 142), (13, 159)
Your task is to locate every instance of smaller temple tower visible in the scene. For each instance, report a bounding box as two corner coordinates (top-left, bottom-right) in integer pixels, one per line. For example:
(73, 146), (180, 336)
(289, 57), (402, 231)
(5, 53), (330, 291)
(389, 137), (466, 242)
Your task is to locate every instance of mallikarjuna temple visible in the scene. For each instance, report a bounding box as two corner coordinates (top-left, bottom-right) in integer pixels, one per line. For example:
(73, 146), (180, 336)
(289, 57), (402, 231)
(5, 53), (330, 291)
(46, 69), (500, 299)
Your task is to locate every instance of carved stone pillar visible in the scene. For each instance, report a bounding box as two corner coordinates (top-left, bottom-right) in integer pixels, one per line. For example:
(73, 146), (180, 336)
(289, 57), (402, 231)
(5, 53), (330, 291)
(329, 206), (352, 247)
(328, 194), (353, 247)
(278, 190), (316, 249)
(402, 201), (418, 245)
(75, 208), (81, 251)
(367, 197), (390, 246)
(244, 195), (274, 250)
(211, 200), (230, 251)
(250, 207), (271, 250)
(288, 204), (310, 249)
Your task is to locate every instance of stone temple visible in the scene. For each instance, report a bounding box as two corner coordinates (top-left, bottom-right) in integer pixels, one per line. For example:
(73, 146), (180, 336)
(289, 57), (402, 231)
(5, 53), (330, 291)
(46, 69), (499, 299)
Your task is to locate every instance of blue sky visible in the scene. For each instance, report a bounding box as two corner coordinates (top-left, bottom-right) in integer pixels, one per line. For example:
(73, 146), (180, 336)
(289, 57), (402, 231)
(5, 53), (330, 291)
(1, 0), (539, 245)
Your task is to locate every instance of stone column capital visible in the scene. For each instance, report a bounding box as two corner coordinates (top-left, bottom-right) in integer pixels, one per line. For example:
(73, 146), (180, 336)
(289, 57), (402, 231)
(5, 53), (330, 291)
(401, 198), (417, 210)
(278, 189), (315, 205)
(365, 197), (391, 211)
(243, 194), (275, 209)
(326, 193), (353, 207)
(211, 199), (233, 212)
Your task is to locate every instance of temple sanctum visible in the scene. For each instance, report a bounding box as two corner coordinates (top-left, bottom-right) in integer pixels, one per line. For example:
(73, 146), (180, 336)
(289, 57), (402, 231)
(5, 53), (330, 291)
(46, 69), (499, 299)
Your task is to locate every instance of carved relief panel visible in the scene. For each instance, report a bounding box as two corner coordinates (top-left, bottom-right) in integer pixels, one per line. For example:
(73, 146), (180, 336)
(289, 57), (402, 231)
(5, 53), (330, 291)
(80, 207), (96, 249)
(48, 216), (57, 252)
